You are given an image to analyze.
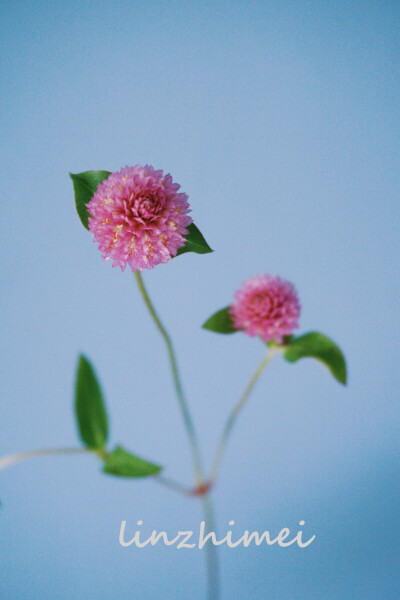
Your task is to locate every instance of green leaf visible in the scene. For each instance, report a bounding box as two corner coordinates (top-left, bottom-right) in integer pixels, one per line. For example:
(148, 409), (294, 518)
(283, 331), (347, 385)
(103, 445), (162, 478)
(202, 306), (237, 334)
(75, 355), (109, 449)
(176, 223), (213, 256)
(70, 171), (111, 229)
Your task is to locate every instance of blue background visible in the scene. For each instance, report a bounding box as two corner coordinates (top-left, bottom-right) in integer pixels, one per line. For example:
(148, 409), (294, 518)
(1, 1), (399, 598)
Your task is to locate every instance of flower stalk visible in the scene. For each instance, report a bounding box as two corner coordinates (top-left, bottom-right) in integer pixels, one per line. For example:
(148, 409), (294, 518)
(209, 345), (279, 484)
(134, 271), (204, 484)
(134, 270), (219, 600)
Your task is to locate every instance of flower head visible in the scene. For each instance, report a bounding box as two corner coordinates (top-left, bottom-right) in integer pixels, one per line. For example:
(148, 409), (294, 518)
(87, 165), (192, 272)
(230, 274), (300, 343)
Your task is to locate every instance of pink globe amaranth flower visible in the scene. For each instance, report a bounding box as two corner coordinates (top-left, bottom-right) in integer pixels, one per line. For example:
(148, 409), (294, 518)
(230, 274), (301, 344)
(87, 165), (192, 272)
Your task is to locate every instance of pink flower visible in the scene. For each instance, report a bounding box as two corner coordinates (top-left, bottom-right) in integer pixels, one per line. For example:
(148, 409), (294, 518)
(230, 274), (300, 343)
(87, 165), (192, 272)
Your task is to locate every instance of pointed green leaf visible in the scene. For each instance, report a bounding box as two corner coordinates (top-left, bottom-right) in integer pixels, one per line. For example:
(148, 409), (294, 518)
(176, 223), (213, 256)
(70, 171), (111, 229)
(202, 306), (237, 334)
(283, 331), (347, 385)
(103, 445), (162, 478)
(75, 355), (109, 449)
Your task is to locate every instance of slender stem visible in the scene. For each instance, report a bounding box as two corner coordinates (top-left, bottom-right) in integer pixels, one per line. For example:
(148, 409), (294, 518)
(0, 447), (92, 471)
(134, 271), (204, 484)
(209, 346), (278, 483)
(0, 447), (193, 498)
(134, 271), (219, 600)
(154, 474), (192, 496)
(202, 493), (219, 600)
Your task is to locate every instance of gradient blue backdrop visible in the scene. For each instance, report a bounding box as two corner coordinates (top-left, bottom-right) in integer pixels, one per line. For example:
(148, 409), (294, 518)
(1, 1), (399, 598)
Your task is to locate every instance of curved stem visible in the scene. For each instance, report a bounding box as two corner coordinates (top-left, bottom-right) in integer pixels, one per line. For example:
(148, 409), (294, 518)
(134, 271), (204, 484)
(209, 346), (278, 483)
(0, 447), (193, 498)
(0, 447), (92, 471)
(134, 271), (219, 599)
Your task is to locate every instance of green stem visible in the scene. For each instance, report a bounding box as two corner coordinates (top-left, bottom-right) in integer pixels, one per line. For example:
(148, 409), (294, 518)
(134, 271), (204, 483)
(134, 271), (220, 600)
(209, 346), (278, 483)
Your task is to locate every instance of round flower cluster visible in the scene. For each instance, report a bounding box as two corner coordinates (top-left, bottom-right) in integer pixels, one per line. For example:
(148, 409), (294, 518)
(230, 274), (300, 343)
(87, 165), (192, 272)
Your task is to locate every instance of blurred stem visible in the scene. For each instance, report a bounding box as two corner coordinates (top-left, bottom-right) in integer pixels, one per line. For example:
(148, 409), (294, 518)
(209, 346), (278, 483)
(0, 447), (92, 471)
(154, 474), (192, 496)
(0, 447), (193, 498)
(202, 493), (219, 600)
(134, 271), (204, 484)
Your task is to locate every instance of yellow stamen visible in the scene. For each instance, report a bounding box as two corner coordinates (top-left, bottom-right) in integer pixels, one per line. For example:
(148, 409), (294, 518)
(128, 238), (136, 256)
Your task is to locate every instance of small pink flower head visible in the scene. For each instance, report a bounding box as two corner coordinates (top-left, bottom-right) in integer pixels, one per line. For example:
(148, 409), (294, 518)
(87, 165), (192, 272)
(230, 274), (301, 344)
